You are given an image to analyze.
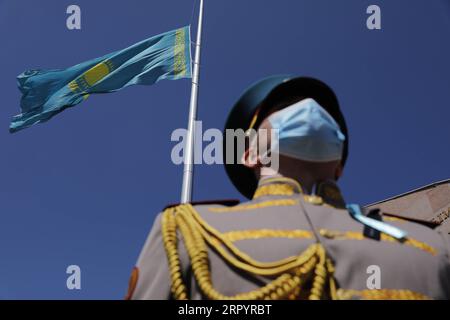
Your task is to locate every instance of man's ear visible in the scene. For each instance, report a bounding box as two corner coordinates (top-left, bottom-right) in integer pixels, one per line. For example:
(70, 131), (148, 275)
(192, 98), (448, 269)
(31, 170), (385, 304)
(241, 148), (261, 169)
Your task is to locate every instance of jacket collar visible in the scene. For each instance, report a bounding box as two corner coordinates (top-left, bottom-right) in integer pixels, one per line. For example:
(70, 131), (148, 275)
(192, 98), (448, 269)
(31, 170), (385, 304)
(253, 176), (346, 209)
(253, 177), (303, 199)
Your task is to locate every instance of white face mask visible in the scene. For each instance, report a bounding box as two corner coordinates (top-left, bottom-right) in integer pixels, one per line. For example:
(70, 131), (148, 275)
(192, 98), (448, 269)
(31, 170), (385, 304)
(267, 98), (346, 162)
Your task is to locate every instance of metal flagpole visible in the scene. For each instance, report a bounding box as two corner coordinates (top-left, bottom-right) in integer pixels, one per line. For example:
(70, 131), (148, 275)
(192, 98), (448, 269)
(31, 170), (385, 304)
(180, 0), (205, 203)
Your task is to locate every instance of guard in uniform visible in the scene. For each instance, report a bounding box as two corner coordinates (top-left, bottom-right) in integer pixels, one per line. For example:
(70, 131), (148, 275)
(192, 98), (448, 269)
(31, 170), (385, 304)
(126, 76), (450, 300)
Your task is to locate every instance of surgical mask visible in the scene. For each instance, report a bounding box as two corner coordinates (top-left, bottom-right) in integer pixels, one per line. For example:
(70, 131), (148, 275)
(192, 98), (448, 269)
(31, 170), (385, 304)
(267, 98), (346, 162)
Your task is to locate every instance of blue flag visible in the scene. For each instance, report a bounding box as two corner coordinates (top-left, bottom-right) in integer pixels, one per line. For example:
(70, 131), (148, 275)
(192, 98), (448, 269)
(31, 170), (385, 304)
(10, 26), (192, 133)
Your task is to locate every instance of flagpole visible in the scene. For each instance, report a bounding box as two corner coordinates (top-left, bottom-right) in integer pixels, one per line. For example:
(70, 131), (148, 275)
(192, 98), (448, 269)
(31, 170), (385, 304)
(181, 0), (204, 203)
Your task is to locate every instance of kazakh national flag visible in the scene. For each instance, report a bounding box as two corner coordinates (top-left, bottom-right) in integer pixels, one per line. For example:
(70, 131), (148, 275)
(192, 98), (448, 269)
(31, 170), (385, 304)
(10, 26), (192, 133)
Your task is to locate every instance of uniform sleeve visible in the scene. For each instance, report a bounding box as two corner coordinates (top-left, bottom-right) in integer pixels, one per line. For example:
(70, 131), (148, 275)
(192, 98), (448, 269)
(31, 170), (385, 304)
(128, 213), (172, 300)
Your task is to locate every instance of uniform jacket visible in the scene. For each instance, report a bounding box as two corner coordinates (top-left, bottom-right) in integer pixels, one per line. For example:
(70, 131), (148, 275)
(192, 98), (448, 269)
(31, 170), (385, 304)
(127, 177), (450, 300)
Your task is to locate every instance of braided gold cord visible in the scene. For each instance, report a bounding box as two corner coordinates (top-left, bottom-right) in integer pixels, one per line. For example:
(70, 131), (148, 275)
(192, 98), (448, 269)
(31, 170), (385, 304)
(176, 207), (316, 299)
(309, 244), (327, 300)
(222, 229), (313, 242)
(319, 230), (437, 256)
(326, 258), (339, 300)
(220, 228), (436, 256)
(253, 184), (295, 199)
(208, 196), (326, 213)
(161, 204), (433, 300)
(187, 206), (311, 269)
(381, 234), (437, 256)
(162, 204), (337, 300)
(161, 208), (188, 300)
(260, 177), (304, 193)
(303, 195), (325, 206)
(183, 205), (318, 276)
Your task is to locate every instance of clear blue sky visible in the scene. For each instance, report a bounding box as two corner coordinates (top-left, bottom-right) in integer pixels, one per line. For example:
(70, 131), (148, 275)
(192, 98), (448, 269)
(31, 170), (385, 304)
(0, 0), (449, 299)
